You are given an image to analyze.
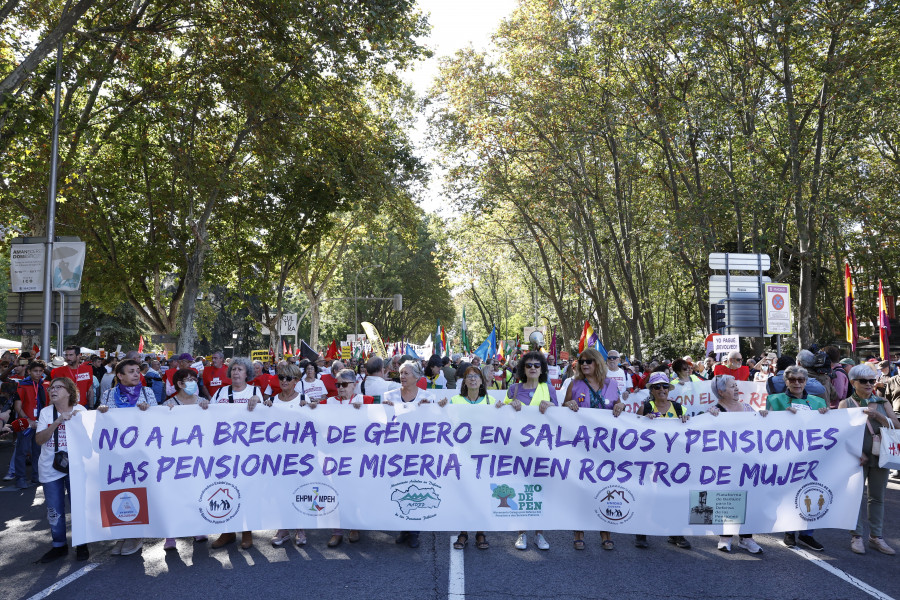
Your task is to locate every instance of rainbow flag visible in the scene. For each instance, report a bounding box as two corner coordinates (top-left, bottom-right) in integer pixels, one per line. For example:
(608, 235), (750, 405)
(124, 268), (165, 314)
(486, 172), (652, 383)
(578, 321), (593, 353)
(879, 280), (891, 360)
(845, 263), (858, 352)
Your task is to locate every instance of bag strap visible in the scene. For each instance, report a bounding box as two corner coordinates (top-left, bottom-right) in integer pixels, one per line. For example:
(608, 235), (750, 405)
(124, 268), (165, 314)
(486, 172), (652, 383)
(53, 406), (59, 452)
(228, 386), (233, 403)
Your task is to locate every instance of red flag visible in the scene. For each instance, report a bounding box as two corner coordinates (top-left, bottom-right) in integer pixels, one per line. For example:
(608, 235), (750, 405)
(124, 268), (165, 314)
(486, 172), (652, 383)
(879, 280), (891, 360)
(325, 339), (339, 360)
(32, 344), (40, 355)
(578, 321), (594, 353)
(844, 263), (858, 352)
(138, 336), (144, 353)
(269, 346), (275, 359)
(282, 339), (288, 355)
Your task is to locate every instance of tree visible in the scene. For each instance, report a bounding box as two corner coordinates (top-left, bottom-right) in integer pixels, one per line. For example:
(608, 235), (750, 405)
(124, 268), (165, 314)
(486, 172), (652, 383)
(491, 484), (516, 508)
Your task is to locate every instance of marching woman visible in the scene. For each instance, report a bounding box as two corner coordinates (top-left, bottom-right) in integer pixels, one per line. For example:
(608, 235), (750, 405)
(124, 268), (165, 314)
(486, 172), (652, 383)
(269, 363), (308, 547)
(504, 351), (556, 551)
(563, 348), (624, 550)
(35, 378), (88, 563)
(445, 367), (493, 550)
(299, 362), (328, 402)
(705, 375), (765, 554)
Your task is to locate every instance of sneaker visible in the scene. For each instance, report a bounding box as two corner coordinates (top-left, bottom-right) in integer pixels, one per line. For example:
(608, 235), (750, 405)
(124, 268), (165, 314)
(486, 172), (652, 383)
(634, 535), (649, 549)
(120, 538), (143, 555)
(294, 531), (307, 546)
(163, 538), (177, 551)
(782, 533), (796, 548)
(667, 536), (691, 549)
(270, 530), (291, 547)
(850, 536), (866, 554)
(110, 540), (125, 555)
(738, 538), (763, 554)
(717, 537), (732, 552)
(40, 545), (68, 563)
(75, 544), (90, 561)
(2, 473), (15, 481)
(869, 537), (896, 555)
(515, 533), (527, 550)
(797, 534), (824, 552)
(535, 533), (549, 550)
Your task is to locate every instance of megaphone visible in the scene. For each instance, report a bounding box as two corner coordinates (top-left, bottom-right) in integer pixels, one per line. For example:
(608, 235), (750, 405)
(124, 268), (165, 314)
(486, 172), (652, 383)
(528, 330), (544, 349)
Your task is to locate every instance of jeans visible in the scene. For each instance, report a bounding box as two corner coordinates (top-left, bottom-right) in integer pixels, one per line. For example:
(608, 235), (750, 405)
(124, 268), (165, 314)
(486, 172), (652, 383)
(43, 476), (71, 547)
(853, 463), (889, 538)
(13, 428), (41, 483)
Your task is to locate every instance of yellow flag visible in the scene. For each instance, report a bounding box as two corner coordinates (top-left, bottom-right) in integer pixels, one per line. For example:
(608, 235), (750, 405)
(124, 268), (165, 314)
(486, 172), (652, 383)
(361, 322), (387, 359)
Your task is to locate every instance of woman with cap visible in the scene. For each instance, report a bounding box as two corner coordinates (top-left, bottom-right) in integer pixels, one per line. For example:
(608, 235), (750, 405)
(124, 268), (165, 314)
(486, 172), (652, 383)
(563, 348), (624, 550)
(634, 371), (691, 550)
(839, 363), (900, 555)
(705, 375), (766, 554)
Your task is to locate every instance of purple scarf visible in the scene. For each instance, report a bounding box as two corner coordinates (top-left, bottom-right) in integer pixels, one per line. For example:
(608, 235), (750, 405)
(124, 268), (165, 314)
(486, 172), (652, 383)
(114, 383), (143, 407)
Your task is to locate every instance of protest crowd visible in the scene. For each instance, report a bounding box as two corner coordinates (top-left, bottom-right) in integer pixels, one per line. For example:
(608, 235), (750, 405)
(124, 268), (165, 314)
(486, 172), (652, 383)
(1, 339), (899, 564)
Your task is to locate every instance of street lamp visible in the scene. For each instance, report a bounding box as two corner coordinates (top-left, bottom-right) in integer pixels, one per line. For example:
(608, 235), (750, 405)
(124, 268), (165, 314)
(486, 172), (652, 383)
(232, 333), (238, 353)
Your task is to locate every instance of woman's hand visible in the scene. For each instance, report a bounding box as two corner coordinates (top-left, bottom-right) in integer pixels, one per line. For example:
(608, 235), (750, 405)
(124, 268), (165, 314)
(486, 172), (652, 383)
(787, 406), (798, 414)
(97, 405), (109, 413)
(247, 395), (260, 411)
(438, 398), (449, 407)
(622, 390), (630, 401)
(382, 400), (394, 406)
(612, 402), (625, 417)
(680, 414), (690, 423)
(564, 400), (579, 412)
(264, 398), (273, 407)
(817, 406), (828, 415)
(199, 399), (210, 410)
(707, 406), (720, 417)
(308, 400), (319, 410)
(417, 399), (430, 406)
(166, 399), (177, 411)
(510, 399), (523, 412)
(538, 400), (551, 414)
(352, 402), (362, 410)
(758, 409), (768, 417)
(138, 402), (150, 411)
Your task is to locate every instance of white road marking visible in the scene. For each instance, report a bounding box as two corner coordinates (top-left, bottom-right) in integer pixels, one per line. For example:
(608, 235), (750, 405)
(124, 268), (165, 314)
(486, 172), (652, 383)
(26, 563), (99, 600)
(448, 535), (465, 600)
(787, 546), (896, 600)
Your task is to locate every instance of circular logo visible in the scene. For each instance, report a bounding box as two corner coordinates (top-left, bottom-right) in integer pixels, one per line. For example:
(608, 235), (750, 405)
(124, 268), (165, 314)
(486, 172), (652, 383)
(111, 491), (141, 522)
(794, 482), (832, 522)
(772, 294), (784, 310)
(198, 481), (241, 524)
(594, 485), (635, 525)
(292, 482), (339, 516)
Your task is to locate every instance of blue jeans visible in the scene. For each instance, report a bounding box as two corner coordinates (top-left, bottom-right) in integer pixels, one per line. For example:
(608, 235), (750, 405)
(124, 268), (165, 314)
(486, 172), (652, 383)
(13, 428), (41, 483)
(43, 476), (70, 547)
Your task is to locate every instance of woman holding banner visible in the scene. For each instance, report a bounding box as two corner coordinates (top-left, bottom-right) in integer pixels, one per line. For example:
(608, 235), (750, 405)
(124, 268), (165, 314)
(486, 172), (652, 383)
(839, 364), (900, 555)
(706, 375), (765, 554)
(299, 362), (328, 401)
(504, 351), (556, 551)
(635, 372), (691, 550)
(563, 348), (624, 551)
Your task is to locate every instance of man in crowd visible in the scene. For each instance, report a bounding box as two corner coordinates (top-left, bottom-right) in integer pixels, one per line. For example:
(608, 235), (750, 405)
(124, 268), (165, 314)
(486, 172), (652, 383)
(202, 351), (231, 397)
(13, 359), (47, 488)
(51, 345), (94, 406)
(713, 350), (749, 381)
(359, 356), (400, 403)
(442, 356), (457, 390)
(605, 350), (630, 395)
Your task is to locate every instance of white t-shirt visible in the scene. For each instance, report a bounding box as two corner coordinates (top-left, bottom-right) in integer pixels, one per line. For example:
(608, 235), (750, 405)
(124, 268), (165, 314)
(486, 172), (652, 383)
(211, 384), (263, 404)
(606, 368), (628, 395)
(383, 388), (433, 404)
(297, 378), (328, 400)
(37, 404), (86, 483)
(323, 393), (369, 406)
(271, 394), (304, 409)
(359, 376), (400, 404)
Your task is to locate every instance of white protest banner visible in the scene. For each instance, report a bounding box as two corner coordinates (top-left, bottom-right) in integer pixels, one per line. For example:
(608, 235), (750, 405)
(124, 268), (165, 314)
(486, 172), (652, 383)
(713, 335), (739, 354)
(618, 380), (770, 417)
(67, 404), (865, 544)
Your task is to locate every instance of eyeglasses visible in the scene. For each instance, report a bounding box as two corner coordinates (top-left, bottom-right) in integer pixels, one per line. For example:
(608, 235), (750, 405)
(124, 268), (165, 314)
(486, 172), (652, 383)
(607, 356), (619, 361)
(336, 382), (354, 388)
(578, 359), (594, 365)
(465, 374), (481, 379)
(277, 375), (295, 381)
(48, 384), (67, 390)
(855, 378), (877, 385)
(525, 363), (541, 369)
(182, 376), (197, 382)
(649, 384), (668, 390)
(785, 377), (807, 383)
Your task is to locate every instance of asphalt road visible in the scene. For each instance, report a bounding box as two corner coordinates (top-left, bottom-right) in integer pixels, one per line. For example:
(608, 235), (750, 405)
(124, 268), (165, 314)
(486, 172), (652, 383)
(2, 437), (899, 600)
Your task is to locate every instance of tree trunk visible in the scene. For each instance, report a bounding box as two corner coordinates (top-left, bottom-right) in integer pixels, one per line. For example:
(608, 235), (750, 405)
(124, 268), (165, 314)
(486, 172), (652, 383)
(309, 297), (321, 350)
(176, 245), (205, 355)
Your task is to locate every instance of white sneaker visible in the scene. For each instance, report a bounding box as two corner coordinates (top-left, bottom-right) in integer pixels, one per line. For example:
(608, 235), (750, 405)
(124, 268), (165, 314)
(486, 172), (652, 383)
(738, 538), (763, 554)
(120, 538), (143, 556)
(2, 473), (15, 481)
(717, 536), (732, 552)
(535, 533), (550, 550)
(110, 540), (125, 555)
(514, 533), (527, 550)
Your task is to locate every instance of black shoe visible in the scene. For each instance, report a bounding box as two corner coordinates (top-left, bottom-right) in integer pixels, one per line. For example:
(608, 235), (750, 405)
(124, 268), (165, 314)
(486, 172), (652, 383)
(40, 546), (68, 563)
(407, 533), (420, 549)
(782, 533), (796, 548)
(798, 534), (824, 551)
(395, 532), (410, 545)
(667, 536), (691, 549)
(75, 544), (89, 561)
(634, 535), (649, 549)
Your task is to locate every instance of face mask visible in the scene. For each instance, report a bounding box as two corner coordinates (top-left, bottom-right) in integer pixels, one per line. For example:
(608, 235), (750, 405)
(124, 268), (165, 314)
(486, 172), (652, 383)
(184, 381), (199, 395)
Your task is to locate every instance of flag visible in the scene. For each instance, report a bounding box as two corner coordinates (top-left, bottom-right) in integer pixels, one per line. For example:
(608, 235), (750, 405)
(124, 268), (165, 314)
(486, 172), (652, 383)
(435, 321), (443, 356)
(299, 340), (318, 362)
(879, 279), (891, 360)
(474, 327), (497, 361)
(461, 308), (470, 353)
(405, 343), (421, 359)
(578, 321), (593, 353)
(282, 339), (288, 356)
(289, 341), (294, 356)
(440, 325), (448, 358)
(325, 339), (339, 360)
(845, 263), (858, 352)
(361, 322), (388, 359)
(548, 327), (557, 360)
(32, 344), (39, 355)
(138, 336), (144, 353)
(497, 340), (505, 361)
(595, 339), (609, 360)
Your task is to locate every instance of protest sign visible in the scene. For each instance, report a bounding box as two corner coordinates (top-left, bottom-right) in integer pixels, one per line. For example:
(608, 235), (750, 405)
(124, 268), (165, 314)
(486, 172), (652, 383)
(713, 335), (739, 354)
(68, 403), (864, 544)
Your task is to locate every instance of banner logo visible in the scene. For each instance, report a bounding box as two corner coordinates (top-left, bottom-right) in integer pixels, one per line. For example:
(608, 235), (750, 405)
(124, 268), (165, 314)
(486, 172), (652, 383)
(100, 488), (150, 527)
(199, 481), (241, 524)
(391, 480), (441, 521)
(594, 485), (635, 525)
(292, 482), (339, 516)
(490, 482), (544, 517)
(795, 482), (832, 522)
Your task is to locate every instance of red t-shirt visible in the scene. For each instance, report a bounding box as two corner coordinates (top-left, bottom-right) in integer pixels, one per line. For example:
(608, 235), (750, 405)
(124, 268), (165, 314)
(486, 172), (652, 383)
(250, 374), (279, 395)
(320, 373), (338, 397)
(713, 364), (750, 381)
(17, 378), (49, 421)
(202, 365), (231, 396)
(51, 363), (94, 406)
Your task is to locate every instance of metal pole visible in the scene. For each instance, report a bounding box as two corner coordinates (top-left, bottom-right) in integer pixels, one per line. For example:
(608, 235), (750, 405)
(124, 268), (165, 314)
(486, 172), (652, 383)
(57, 291), (65, 355)
(41, 15), (67, 362)
(354, 274), (358, 341)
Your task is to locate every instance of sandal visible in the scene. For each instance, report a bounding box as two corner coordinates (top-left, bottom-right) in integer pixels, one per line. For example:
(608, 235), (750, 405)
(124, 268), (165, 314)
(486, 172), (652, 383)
(453, 533), (468, 550)
(602, 539), (615, 551)
(475, 534), (489, 550)
(573, 539), (586, 550)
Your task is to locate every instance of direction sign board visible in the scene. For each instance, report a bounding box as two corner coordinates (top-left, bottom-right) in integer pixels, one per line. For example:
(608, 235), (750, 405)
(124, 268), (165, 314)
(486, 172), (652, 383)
(708, 275), (772, 303)
(708, 253), (770, 271)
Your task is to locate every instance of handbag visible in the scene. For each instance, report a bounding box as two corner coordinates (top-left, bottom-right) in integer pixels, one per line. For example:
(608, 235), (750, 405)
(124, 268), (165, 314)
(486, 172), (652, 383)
(52, 406), (69, 474)
(848, 397), (883, 457)
(878, 419), (900, 469)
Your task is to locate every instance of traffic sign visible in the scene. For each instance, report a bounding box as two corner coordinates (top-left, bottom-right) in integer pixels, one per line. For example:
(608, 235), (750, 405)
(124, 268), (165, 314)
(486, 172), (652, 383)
(765, 283), (792, 335)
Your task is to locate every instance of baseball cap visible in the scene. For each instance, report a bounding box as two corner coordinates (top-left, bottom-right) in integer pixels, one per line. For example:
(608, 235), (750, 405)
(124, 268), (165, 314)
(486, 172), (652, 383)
(647, 372), (672, 388)
(839, 358), (855, 366)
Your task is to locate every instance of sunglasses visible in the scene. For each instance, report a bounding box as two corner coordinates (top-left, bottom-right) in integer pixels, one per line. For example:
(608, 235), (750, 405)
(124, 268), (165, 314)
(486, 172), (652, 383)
(277, 375), (295, 381)
(525, 363), (541, 369)
(607, 356), (619, 360)
(785, 377), (807, 383)
(855, 379), (877, 385)
(336, 381), (354, 388)
(578, 359), (595, 365)
(649, 384), (669, 390)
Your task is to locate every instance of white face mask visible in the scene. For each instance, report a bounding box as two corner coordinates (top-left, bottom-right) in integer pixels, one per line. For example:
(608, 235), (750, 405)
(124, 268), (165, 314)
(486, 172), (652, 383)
(184, 381), (199, 395)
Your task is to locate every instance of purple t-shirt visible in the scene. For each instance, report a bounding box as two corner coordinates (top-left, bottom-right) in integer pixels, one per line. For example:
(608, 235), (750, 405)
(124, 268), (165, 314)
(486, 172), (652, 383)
(506, 382), (558, 406)
(569, 378), (618, 409)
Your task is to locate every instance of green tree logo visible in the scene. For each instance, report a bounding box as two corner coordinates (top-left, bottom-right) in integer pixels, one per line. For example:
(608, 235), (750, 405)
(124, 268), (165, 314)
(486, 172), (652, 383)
(492, 484), (516, 508)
